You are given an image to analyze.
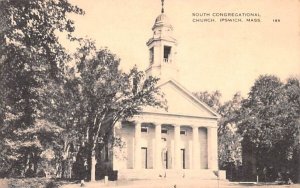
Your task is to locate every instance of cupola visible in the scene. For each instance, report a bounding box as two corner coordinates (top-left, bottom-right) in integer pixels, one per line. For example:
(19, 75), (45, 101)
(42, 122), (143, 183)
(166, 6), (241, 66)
(145, 0), (179, 81)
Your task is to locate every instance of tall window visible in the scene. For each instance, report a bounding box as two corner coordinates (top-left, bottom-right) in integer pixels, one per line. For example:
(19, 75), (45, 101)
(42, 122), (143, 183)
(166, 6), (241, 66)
(149, 47), (154, 64)
(163, 46), (171, 63)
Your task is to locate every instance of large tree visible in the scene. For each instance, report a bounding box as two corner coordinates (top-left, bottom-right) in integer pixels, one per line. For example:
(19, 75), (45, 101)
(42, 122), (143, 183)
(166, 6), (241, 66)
(0, 0), (83, 177)
(40, 69), (83, 178)
(237, 75), (300, 181)
(60, 39), (166, 181)
(284, 77), (300, 182)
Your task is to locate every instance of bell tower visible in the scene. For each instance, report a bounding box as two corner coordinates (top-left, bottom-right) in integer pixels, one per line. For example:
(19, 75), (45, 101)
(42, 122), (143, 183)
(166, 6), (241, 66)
(145, 0), (179, 81)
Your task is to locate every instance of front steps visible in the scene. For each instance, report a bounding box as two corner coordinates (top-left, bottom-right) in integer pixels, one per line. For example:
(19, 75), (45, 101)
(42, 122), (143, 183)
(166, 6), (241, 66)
(117, 169), (218, 180)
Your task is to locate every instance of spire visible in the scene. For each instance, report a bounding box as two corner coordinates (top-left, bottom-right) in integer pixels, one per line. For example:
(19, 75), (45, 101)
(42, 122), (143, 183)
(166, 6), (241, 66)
(161, 0), (164, 13)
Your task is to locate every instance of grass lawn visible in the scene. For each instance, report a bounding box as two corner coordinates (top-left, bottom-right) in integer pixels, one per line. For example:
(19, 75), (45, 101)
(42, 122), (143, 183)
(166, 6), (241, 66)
(1, 178), (299, 188)
(61, 179), (300, 188)
(0, 178), (75, 188)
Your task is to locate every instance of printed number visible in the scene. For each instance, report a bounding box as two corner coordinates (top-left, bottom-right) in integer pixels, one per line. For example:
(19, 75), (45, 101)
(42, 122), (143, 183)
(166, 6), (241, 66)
(273, 19), (280, 22)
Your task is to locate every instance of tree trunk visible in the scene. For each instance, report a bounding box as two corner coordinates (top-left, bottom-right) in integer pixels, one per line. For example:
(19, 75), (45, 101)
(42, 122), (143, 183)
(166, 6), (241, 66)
(61, 160), (66, 179)
(297, 149), (300, 183)
(23, 153), (30, 176)
(90, 152), (96, 181)
(33, 152), (38, 175)
(56, 161), (62, 178)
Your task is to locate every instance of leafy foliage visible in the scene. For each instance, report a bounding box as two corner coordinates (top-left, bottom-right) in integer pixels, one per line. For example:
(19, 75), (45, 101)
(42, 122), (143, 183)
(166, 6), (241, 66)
(0, 0), (165, 180)
(218, 93), (243, 168)
(0, 0), (83, 177)
(237, 75), (300, 181)
(194, 90), (222, 112)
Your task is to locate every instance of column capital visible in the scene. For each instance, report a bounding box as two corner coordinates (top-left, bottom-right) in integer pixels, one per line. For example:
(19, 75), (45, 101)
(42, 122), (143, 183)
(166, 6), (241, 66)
(152, 122), (162, 126)
(173, 124), (181, 128)
(134, 120), (143, 125)
(115, 121), (122, 128)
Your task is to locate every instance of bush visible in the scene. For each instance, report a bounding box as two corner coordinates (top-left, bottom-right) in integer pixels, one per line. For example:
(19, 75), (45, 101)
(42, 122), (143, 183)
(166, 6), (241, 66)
(7, 178), (64, 188)
(24, 169), (35, 178)
(37, 170), (46, 178)
(45, 181), (59, 188)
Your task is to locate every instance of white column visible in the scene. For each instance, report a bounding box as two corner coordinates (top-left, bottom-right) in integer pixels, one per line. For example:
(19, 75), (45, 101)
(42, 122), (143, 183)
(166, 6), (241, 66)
(155, 123), (162, 169)
(188, 140), (193, 169)
(174, 124), (181, 169)
(208, 126), (218, 170)
(134, 121), (141, 169)
(171, 140), (174, 169)
(192, 126), (200, 169)
(152, 138), (156, 169)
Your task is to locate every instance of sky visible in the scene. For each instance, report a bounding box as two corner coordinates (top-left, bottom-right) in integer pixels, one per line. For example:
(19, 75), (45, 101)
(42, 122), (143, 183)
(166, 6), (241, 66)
(67, 0), (300, 101)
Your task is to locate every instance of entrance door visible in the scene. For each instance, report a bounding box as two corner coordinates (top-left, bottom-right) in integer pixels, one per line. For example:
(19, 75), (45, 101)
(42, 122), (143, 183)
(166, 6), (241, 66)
(181, 149), (185, 169)
(162, 150), (168, 169)
(141, 147), (147, 169)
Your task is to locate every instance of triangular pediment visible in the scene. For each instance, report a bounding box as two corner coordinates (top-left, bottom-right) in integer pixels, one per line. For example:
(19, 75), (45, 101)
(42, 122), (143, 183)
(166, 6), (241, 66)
(142, 79), (219, 119)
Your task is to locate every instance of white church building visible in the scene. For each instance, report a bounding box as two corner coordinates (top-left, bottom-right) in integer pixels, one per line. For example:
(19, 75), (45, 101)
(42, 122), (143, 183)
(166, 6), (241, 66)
(100, 3), (222, 180)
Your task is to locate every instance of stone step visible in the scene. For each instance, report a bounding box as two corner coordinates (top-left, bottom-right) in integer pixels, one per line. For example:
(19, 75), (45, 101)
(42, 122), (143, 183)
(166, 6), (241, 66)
(117, 169), (218, 180)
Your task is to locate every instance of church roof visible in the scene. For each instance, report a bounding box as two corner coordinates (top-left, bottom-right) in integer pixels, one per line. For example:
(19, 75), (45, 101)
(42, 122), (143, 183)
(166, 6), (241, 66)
(142, 79), (220, 120)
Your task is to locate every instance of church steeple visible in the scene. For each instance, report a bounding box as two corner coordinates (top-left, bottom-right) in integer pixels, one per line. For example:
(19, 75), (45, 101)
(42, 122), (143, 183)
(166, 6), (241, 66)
(145, 0), (179, 81)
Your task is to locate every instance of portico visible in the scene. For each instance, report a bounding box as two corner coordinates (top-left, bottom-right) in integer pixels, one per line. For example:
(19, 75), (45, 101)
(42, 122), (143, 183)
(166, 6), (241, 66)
(113, 112), (218, 173)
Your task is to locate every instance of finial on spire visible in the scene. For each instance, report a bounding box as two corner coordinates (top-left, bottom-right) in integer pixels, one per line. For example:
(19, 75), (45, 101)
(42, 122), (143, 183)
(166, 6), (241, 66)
(161, 0), (164, 13)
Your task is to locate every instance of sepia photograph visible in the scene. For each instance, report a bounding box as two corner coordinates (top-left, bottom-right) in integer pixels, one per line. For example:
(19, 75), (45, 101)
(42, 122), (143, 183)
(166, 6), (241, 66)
(0, 0), (300, 187)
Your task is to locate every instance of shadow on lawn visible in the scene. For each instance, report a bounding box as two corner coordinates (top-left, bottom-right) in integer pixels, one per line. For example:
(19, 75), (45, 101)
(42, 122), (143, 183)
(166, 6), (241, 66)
(1, 178), (78, 188)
